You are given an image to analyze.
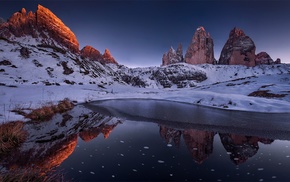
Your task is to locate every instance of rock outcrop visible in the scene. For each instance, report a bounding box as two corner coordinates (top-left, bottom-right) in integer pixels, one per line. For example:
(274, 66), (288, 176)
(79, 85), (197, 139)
(275, 58), (281, 64)
(255, 52), (274, 65)
(81, 45), (103, 61)
(102, 48), (118, 64)
(162, 44), (184, 66)
(219, 27), (256, 67)
(185, 26), (214, 65)
(0, 5), (79, 53)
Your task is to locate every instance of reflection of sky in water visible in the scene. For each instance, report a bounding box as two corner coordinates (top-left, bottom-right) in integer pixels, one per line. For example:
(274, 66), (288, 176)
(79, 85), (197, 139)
(58, 120), (290, 181)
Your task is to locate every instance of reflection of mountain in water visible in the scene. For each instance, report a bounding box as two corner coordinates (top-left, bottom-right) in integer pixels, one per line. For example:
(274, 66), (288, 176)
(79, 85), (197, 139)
(159, 125), (274, 165)
(219, 133), (273, 165)
(0, 104), (283, 178)
(0, 105), (122, 176)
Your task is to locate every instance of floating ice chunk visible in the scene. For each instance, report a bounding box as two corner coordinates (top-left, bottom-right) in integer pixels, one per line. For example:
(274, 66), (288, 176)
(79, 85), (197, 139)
(120, 140), (124, 143)
(112, 175), (115, 178)
(257, 168), (264, 171)
(132, 169), (137, 172)
(272, 176), (277, 179)
(90, 172), (95, 175)
(211, 169), (215, 172)
(120, 154), (124, 157)
(193, 148), (198, 151)
(167, 144), (172, 147)
(158, 160), (165, 163)
(227, 152), (232, 154)
(78, 170), (82, 173)
(102, 166), (105, 168)
(144, 146), (149, 149)
(170, 174), (173, 177)
(81, 162), (84, 164)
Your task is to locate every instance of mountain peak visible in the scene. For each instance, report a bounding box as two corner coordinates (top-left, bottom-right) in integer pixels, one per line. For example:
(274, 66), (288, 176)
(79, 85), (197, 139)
(0, 4), (79, 53)
(230, 27), (245, 38)
(103, 48), (117, 64)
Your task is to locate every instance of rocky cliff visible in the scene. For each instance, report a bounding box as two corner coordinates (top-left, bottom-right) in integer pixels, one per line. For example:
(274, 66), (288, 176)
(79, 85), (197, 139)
(219, 27), (256, 67)
(162, 44), (184, 66)
(185, 26), (214, 65)
(0, 5), (79, 53)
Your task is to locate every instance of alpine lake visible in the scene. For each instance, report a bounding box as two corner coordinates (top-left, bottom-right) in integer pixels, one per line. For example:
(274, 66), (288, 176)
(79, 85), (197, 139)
(2, 99), (290, 181)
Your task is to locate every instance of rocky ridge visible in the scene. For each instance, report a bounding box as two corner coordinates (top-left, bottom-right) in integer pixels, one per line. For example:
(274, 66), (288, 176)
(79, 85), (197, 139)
(0, 5), (79, 53)
(162, 44), (184, 66)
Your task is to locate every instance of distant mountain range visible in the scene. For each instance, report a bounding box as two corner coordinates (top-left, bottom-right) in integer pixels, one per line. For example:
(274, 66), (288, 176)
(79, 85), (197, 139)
(0, 5), (288, 89)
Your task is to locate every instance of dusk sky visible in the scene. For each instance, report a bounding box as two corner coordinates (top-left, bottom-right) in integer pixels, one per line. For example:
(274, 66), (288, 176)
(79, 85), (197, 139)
(1, 0), (290, 67)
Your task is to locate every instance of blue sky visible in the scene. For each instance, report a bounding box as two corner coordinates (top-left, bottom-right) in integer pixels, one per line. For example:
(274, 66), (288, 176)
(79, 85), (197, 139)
(1, 0), (290, 67)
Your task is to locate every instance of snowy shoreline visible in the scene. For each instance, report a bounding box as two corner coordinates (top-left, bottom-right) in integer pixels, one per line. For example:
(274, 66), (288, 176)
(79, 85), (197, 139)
(1, 75), (290, 123)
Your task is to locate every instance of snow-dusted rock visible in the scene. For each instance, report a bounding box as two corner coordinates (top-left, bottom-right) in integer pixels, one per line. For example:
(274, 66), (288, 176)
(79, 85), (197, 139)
(185, 26), (214, 65)
(219, 27), (256, 67)
(162, 44), (184, 66)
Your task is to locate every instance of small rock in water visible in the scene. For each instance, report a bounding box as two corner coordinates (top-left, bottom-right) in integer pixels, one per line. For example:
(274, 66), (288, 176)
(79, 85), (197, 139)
(167, 144), (172, 147)
(132, 169), (137, 172)
(120, 154), (124, 157)
(144, 146), (149, 149)
(90, 172), (95, 175)
(257, 168), (264, 171)
(158, 160), (165, 163)
(120, 140), (124, 143)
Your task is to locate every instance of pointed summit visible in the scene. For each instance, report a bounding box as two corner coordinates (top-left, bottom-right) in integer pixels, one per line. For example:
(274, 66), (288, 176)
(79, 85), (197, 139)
(219, 27), (256, 67)
(185, 26), (214, 65)
(102, 48), (118, 64)
(0, 4), (79, 53)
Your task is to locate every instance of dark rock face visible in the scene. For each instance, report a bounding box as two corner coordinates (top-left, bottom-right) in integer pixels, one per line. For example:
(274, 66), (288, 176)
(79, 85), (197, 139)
(255, 52), (274, 65)
(162, 44), (184, 66)
(219, 27), (256, 67)
(151, 64), (207, 88)
(0, 5), (79, 53)
(275, 58), (281, 64)
(185, 26), (214, 65)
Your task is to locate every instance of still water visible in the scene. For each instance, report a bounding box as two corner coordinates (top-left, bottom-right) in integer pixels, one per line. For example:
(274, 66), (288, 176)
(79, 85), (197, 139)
(1, 99), (290, 181)
(58, 99), (290, 181)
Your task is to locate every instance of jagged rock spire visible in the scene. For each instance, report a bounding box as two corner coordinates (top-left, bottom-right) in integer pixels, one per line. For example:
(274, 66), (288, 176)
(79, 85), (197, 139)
(161, 43), (184, 66)
(185, 26), (214, 65)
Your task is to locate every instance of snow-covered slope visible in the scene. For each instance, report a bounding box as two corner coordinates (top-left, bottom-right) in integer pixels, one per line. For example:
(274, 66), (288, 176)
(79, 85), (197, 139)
(1, 35), (290, 122)
(0, 38), (118, 86)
